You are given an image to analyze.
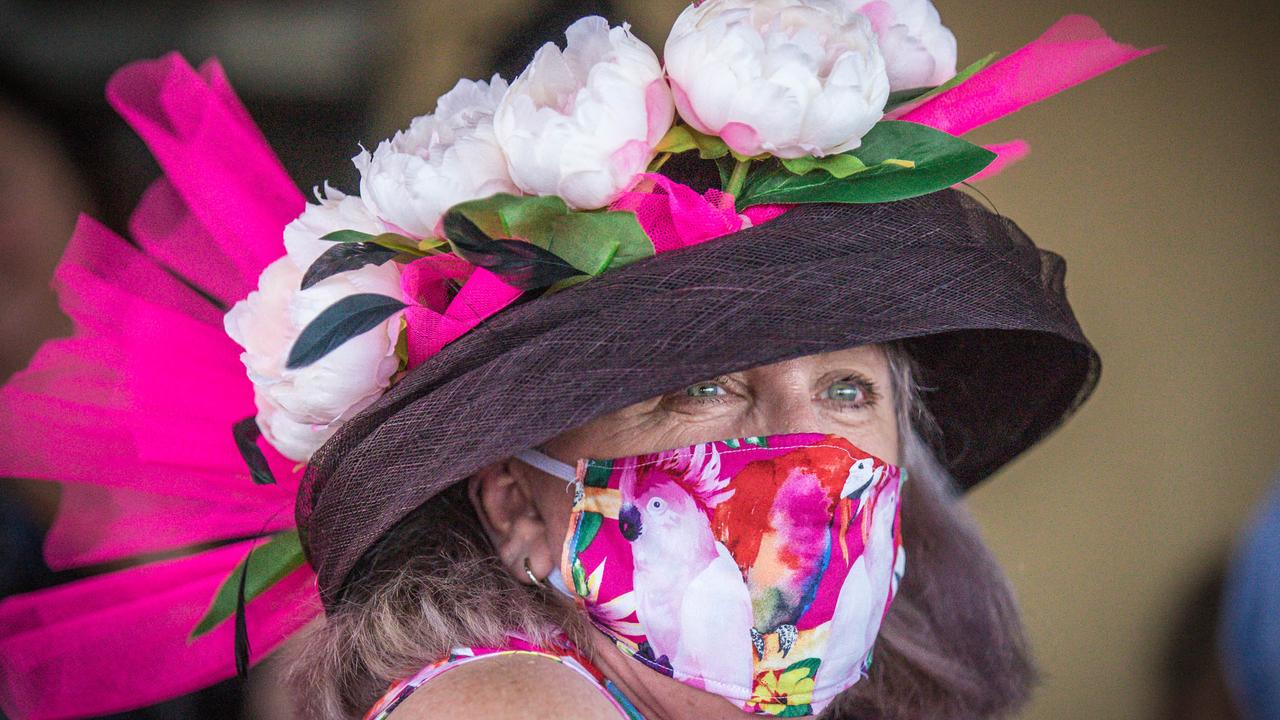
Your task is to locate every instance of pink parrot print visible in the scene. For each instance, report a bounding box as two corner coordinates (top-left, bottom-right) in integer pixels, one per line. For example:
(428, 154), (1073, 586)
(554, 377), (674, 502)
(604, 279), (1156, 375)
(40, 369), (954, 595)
(711, 445), (861, 658)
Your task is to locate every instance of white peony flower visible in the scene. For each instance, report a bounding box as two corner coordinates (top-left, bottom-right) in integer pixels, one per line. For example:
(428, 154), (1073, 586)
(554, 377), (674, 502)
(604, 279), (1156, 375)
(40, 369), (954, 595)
(283, 182), (384, 269)
(493, 16), (674, 210)
(355, 76), (517, 239)
(664, 0), (890, 159)
(225, 200), (404, 461)
(853, 0), (956, 90)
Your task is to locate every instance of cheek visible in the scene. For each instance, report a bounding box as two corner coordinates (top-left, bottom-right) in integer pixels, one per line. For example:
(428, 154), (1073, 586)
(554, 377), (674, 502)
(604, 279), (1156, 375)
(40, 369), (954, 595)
(533, 475), (577, 548)
(541, 406), (672, 460)
(828, 406), (901, 466)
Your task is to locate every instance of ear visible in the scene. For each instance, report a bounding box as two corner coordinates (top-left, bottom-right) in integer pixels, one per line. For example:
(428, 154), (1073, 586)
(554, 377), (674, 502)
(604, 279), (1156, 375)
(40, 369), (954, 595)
(468, 458), (556, 585)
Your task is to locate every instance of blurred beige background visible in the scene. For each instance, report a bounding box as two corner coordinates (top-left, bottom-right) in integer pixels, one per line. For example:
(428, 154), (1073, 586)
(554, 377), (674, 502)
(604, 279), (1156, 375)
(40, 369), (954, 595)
(375, 1), (1280, 718)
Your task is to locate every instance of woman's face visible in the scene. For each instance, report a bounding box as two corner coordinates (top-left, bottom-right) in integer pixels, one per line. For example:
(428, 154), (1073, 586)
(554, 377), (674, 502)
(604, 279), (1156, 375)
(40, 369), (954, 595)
(542, 343), (899, 464)
(472, 343), (901, 580)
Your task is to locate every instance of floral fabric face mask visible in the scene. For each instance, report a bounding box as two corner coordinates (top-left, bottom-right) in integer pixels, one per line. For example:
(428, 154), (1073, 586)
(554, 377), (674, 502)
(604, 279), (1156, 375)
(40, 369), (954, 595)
(517, 431), (906, 716)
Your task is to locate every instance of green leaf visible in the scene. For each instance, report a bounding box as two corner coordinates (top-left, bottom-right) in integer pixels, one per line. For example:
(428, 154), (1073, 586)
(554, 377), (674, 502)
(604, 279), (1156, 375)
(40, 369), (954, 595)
(655, 125), (697, 154)
(778, 704), (814, 718)
(285, 293), (407, 369)
(231, 416), (274, 485)
(494, 195), (569, 239)
(320, 229), (440, 255)
(783, 656), (822, 679)
(544, 275), (592, 294)
(571, 558), (589, 597)
(393, 316), (409, 371)
(552, 212), (654, 273)
(689, 129), (730, 160)
(735, 121), (996, 208)
(442, 211), (581, 289)
(300, 243), (399, 290)
(189, 531), (305, 640)
(583, 460), (612, 488)
(320, 229), (375, 244)
(780, 154), (868, 179)
(575, 512), (604, 554)
(656, 124), (731, 160)
(884, 52), (999, 112)
(715, 155), (736, 189)
(446, 194), (655, 281)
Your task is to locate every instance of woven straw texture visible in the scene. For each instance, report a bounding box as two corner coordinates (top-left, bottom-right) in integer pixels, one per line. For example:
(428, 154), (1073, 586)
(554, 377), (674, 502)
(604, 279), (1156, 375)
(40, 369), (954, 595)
(299, 188), (1100, 607)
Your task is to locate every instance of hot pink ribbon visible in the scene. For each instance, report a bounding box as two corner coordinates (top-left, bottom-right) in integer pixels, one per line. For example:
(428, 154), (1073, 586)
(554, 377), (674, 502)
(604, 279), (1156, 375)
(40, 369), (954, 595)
(899, 15), (1160, 136)
(609, 173), (789, 254)
(895, 15), (1158, 182)
(399, 255), (524, 370)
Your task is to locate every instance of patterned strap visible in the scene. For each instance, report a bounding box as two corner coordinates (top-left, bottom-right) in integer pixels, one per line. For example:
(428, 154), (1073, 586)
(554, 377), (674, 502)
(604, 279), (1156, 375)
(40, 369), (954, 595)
(362, 636), (643, 720)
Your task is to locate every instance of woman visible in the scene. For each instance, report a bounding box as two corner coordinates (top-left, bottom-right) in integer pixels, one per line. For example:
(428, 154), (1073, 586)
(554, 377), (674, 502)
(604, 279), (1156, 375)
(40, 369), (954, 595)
(0, 2), (1152, 719)
(298, 335), (1045, 719)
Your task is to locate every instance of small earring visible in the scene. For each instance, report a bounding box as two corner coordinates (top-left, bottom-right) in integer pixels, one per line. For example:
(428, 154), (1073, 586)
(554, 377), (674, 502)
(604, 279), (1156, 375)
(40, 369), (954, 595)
(523, 557), (544, 587)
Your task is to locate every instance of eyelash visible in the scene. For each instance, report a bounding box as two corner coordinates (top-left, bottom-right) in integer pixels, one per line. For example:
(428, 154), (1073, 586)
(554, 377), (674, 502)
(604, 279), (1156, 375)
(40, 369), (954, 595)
(677, 375), (880, 410)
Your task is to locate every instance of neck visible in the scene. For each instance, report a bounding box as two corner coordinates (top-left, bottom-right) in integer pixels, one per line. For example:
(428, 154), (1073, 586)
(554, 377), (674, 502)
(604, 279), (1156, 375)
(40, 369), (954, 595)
(579, 628), (814, 720)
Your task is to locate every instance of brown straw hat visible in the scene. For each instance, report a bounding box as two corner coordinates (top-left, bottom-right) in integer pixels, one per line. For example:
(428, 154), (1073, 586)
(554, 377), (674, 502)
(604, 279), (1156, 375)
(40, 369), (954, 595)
(298, 182), (1100, 608)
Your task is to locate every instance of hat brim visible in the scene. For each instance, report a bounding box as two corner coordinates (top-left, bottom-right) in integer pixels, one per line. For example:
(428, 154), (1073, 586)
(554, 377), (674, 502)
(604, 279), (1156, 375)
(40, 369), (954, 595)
(300, 189), (1100, 607)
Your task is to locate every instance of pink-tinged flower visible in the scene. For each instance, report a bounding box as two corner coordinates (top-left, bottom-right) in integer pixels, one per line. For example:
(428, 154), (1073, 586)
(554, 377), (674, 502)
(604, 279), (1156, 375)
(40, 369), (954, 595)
(664, 0), (890, 158)
(356, 76), (517, 239)
(493, 16), (675, 210)
(283, 182), (382, 268)
(225, 197), (405, 461)
(854, 0), (956, 90)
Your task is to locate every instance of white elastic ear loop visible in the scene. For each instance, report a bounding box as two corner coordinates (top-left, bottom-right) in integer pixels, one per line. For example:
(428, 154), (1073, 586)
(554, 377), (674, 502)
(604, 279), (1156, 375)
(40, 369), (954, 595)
(515, 447), (578, 484)
(545, 565), (577, 600)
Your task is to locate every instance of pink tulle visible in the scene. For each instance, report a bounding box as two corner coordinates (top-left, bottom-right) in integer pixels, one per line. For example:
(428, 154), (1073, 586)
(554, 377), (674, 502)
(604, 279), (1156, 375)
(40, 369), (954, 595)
(969, 140), (1031, 183)
(609, 173), (789, 254)
(0, 541), (318, 720)
(0, 216), (301, 512)
(45, 484), (295, 570)
(107, 53), (304, 291)
(899, 16), (1159, 136)
(129, 178), (249, 306)
(399, 252), (472, 311)
(0, 53), (318, 719)
(742, 204), (790, 227)
(403, 265), (523, 369)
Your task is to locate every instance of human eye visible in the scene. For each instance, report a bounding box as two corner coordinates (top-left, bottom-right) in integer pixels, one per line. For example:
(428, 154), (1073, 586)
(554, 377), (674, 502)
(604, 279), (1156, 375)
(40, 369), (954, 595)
(823, 375), (879, 409)
(681, 380), (727, 403)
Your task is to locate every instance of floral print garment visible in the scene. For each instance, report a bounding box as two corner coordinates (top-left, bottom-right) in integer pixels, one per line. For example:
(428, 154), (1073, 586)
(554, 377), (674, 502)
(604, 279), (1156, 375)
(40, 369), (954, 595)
(561, 433), (905, 717)
(362, 634), (644, 720)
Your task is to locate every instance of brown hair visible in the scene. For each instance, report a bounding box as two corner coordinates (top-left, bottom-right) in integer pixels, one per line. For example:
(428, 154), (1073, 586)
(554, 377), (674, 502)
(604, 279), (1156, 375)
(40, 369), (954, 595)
(290, 342), (1037, 719)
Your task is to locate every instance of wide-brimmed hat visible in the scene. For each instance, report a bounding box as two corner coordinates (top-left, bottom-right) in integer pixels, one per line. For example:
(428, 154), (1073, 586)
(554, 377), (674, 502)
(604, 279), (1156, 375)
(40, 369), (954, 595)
(300, 185), (1099, 607)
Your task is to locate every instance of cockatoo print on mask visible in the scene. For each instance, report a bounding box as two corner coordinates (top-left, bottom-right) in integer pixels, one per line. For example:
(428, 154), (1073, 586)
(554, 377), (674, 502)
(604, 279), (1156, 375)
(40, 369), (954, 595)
(615, 442), (756, 694)
(518, 431), (904, 716)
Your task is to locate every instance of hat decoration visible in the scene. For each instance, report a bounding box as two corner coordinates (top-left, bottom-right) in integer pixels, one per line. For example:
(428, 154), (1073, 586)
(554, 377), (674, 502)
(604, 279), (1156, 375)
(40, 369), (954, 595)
(0, 2), (1155, 718)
